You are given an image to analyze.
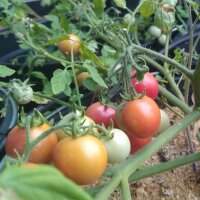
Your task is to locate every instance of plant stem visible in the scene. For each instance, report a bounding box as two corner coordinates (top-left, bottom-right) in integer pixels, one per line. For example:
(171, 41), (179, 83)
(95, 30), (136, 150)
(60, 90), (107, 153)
(130, 44), (193, 80)
(191, 58), (200, 107)
(159, 85), (192, 114)
(128, 152), (200, 182)
(71, 43), (81, 108)
(94, 110), (200, 199)
(86, 152), (200, 196)
(33, 92), (72, 108)
(94, 174), (122, 200)
(120, 177), (132, 200)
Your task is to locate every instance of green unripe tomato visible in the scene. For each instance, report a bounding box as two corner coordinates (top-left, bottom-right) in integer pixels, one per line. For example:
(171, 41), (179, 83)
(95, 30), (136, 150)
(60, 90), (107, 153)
(149, 25), (162, 38)
(123, 13), (135, 25)
(158, 34), (167, 46)
(156, 109), (171, 135)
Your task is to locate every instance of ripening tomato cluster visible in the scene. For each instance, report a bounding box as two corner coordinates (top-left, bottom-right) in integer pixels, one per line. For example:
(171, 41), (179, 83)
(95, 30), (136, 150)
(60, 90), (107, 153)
(4, 70), (170, 186)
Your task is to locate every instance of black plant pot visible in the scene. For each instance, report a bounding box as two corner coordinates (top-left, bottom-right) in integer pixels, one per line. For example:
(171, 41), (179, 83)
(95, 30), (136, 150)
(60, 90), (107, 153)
(0, 87), (18, 160)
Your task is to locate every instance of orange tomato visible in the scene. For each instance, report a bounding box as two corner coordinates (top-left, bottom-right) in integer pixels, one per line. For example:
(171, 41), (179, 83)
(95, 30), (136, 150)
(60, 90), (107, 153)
(58, 34), (80, 56)
(5, 124), (58, 164)
(53, 135), (107, 185)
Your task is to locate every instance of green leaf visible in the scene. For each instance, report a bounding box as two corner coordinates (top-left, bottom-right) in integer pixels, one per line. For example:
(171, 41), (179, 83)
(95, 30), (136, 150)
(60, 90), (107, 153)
(0, 166), (92, 200)
(140, 0), (158, 17)
(0, 65), (15, 77)
(113, 0), (126, 8)
(83, 78), (98, 91)
(31, 72), (48, 82)
(93, 0), (105, 17)
(83, 64), (107, 88)
(80, 43), (104, 68)
(45, 15), (59, 22)
(51, 69), (71, 94)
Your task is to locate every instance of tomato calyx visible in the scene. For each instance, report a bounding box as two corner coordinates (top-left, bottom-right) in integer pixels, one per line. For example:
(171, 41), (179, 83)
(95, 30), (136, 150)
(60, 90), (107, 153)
(17, 108), (48, 128)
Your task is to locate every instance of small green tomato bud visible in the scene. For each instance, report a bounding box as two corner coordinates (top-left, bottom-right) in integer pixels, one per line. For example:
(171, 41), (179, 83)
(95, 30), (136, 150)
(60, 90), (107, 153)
(11, 79), (33, 105)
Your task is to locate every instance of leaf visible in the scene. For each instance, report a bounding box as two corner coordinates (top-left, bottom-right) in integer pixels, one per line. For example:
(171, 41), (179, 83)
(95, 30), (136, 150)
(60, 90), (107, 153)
(83, 78), (98, 91)
(93, 0), (105, 17)
(140, 0), (158, 17)
(0, 65), (15, 77)
(45, 15), (59, 22)
(0, 166), (92, 200)
(80, 43), (104, 68)
(83, 64), (107, 88)
(113, 0), (126, 8)
(51, 69), (71, 95)
(31, 72), (48, 82)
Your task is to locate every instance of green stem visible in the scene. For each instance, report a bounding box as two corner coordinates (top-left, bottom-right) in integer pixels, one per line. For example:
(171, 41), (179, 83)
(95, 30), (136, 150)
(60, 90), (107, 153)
(71, 42), (81, 108)
(192, 58), (200, 107)
(94, 174), (122, 200)
(130, 44), (193, 80)
(95, 110), (200, 199)
(120, 177), (132, 200)
(157, 97), (184, 118)
(128, 152), (200, 183)
(87, 152), (200, 196)
(33, 92), (72, 108)
(159, 85), (192, 114)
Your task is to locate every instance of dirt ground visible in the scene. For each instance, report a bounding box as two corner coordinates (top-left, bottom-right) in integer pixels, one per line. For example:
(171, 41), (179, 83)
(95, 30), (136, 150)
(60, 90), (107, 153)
(109, 108), (200, 200)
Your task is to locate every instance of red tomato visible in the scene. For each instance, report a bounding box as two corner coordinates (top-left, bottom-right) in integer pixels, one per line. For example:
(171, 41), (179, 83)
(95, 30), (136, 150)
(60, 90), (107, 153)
(127, 133), (152, 154)
(131, 70), (158, 99)
(5, 124), (58, 164)
(53, 135), (107, 185)
(85, 102), (116, 128)
(121, 96), (161, 138)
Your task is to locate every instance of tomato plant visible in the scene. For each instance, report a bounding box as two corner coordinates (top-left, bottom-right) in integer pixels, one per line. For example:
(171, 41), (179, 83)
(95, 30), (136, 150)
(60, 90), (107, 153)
(121, 96), (161, 138)
(58, 34), (80, 56)
(131, 70), (159, 99)
(103, 128), (131, 164)
(85, 102), (116, 128)
(53, 135), (107, 185)
(5, 124), (58, 164)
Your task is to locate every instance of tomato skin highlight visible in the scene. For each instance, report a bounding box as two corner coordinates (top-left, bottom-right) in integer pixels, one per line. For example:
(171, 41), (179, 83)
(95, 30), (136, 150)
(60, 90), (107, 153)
(127, 133), (152, 154)
(58, 34), (80, 56)
(131, 71), (159, 99)
(121, 96), (161, 138)
(5, 124), (58, 164)
(53, 135), (108, 185)
(85, 102), (116, 128)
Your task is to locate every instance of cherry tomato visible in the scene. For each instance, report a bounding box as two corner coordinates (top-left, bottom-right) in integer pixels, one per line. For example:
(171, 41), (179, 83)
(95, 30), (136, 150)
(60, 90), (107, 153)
(156, 109), (171, 135)
(131, 70), (159, 99)
(103, 128), (131, 164)
(158, 34), (167, 46)
(85, 102), (116, 128)
(76, 72), (90, 86)
(53, 135), (107, 185)
(121, 96), (161, 138)
(127, 133), (152, 154)
(149, 25), (162, 38)
(5, 124), (58, 164)
(58, 34), (80, 56)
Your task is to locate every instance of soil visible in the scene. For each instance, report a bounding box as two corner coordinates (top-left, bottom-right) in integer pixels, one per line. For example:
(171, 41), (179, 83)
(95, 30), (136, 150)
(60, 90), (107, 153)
(106, 107), (200, 200)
